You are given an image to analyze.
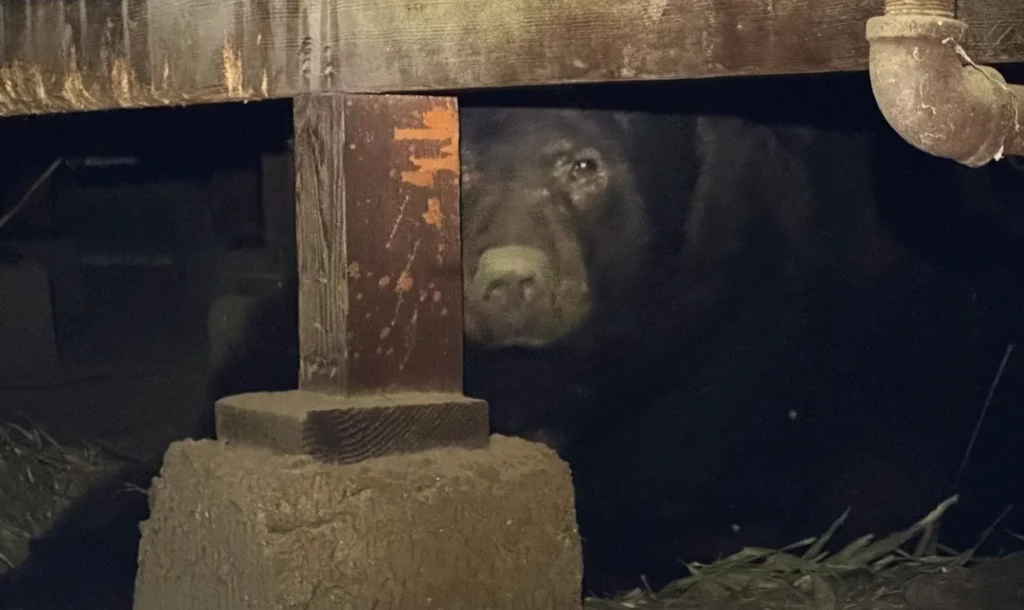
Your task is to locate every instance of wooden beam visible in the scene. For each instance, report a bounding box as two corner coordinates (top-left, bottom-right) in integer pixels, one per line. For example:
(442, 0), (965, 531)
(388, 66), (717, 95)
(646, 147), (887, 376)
(292, 92), (462, 395)
(962, 1), (1024, 64)
(0, 0), (1021, 118)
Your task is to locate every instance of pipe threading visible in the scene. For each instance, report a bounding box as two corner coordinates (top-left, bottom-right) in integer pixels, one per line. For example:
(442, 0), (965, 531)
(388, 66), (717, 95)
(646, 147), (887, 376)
(884, 0), (954, 17)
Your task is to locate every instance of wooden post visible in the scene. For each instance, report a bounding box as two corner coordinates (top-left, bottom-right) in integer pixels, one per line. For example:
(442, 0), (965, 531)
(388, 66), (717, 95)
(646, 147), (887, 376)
(138, 94), (582, 610)
(293, 93), (464, 395)
(215, 93), (488, 464)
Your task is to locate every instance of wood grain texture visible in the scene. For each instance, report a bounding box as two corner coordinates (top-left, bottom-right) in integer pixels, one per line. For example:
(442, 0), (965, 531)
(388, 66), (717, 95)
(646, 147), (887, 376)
(962, 0), (1024, 64)
(293, 92), (347, 393)
(293, 92), (462, 396)
(1, 0), (1021, 118)
(215, 391), (489, 464)
(303, 396), (489, 464)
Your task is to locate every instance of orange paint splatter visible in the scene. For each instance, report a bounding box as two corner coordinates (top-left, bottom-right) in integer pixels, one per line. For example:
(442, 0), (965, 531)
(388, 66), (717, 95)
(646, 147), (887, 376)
(393, 104), (460, 188)
(395, 269), (414, 293)
(422, 197), (444, 228)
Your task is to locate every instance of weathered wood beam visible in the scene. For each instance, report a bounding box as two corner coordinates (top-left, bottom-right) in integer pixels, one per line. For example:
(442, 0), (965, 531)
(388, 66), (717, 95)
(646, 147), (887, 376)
(0, 0), (1021, 118)
(962, 1), (1024, 65)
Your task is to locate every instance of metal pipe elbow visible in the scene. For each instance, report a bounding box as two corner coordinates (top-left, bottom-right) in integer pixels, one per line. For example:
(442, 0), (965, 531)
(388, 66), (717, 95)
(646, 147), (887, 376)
(866, 14), (1024, 167)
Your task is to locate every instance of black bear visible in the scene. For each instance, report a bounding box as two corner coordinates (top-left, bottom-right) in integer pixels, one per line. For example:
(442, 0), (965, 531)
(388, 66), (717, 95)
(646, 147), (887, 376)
(458, 84), (1024, 595)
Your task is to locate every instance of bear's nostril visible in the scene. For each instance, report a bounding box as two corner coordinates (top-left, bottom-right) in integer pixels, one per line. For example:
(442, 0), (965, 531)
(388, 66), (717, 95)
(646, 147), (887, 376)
(484, 272), (538, 309)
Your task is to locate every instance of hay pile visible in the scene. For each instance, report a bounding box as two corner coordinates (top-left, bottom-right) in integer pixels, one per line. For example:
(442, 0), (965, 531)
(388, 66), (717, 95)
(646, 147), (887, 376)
(0, 421), (123, 573)
(584, 495), (1019, 610)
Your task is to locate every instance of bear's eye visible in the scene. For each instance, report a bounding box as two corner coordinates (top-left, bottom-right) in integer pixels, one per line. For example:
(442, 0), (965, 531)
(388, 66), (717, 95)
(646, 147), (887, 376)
(569, 156), (600, 181)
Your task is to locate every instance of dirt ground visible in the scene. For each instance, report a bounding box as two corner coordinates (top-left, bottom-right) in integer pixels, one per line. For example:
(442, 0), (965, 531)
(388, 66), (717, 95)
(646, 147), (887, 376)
(2, 266), (1024, 609)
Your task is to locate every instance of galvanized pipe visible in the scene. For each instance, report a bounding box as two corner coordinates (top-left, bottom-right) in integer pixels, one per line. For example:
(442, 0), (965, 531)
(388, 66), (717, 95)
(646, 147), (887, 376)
(865, 0), (1024, 167)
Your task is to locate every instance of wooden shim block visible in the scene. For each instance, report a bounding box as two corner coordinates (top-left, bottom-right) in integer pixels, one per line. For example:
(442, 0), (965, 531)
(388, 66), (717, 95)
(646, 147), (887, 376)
(215, 390), (489, 464)
(1, 0), (1023, 118)
(293, 93), (462, 396)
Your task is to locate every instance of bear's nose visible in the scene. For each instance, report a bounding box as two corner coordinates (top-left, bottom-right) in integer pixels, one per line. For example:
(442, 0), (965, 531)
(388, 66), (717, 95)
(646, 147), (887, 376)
(470, 244), (553, 317)
(484, 271), (538, 308)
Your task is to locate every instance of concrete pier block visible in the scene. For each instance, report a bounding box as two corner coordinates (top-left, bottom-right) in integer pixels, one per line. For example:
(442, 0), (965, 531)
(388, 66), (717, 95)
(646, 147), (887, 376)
(133, 435), (582, 610)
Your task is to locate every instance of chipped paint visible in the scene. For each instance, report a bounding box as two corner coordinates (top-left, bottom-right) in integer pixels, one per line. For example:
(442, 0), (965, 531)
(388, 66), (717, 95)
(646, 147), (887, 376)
(374, 239), (424, 371)
(422, 196), (444, 228)
(393, 240), (421, 300)
(385, 194), (410, 249)
(393, 104), (460, 188)
(397, 306), (419, 371)
(346, 261), (361, 279)
(395, 269), (414, 293)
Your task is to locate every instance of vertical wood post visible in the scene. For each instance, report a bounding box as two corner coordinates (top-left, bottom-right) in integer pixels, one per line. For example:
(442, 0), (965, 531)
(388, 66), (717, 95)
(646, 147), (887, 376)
(293, 93), (464, 396)
(216, 93), (487, 464)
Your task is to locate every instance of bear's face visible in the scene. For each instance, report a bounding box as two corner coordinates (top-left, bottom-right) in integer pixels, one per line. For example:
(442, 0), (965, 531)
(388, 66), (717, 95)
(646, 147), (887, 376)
(460, 106), (652, 349)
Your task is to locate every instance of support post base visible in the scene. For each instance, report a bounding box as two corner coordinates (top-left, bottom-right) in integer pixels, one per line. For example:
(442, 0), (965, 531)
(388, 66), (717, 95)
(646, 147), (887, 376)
(133, 435), (583, 610)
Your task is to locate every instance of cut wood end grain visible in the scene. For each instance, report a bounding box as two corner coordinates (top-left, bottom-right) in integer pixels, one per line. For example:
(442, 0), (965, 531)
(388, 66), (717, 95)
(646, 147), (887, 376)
(215, 390), (490, 464)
